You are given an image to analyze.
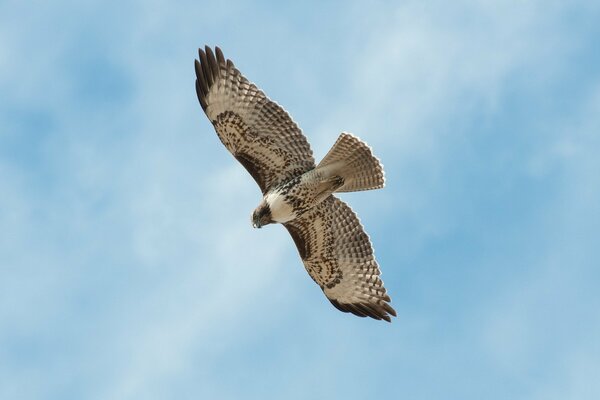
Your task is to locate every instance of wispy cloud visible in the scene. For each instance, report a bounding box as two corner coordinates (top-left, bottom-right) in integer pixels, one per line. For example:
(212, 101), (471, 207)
(1, 1), (599, 399)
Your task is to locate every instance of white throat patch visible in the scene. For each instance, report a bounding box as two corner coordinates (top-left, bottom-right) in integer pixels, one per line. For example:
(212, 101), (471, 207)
(265, 191), (296, 223)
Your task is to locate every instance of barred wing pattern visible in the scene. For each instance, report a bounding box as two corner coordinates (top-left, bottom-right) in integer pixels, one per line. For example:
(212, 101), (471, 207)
(284, 196), (396, 322)
(195, 46), (315, 193)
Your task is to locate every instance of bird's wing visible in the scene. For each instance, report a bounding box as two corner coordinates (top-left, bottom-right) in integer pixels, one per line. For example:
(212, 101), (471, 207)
(284, 196), (396, 322)
(195, 46), (315, 194)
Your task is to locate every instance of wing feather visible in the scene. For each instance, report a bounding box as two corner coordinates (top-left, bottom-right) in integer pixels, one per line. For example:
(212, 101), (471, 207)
(284, 196), (396, 322)
(195, 46), (315, 193)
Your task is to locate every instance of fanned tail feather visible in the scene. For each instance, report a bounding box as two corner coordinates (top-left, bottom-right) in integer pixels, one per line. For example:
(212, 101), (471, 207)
(315, 132), (385, 193)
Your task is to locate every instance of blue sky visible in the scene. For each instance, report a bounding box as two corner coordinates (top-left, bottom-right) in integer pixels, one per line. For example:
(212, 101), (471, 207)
(1, 0), (600, 399)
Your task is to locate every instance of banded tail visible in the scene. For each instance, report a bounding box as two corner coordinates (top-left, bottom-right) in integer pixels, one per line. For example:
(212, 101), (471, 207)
(315, 132), (385, 193)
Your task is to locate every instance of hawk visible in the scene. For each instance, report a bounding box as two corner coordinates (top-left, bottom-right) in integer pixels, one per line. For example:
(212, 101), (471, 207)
(194, 46), (396, 322)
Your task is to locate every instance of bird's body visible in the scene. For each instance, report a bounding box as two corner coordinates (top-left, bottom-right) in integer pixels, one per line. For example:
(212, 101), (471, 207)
(195, 46), (396, 322)
(258, 168), (344, 225)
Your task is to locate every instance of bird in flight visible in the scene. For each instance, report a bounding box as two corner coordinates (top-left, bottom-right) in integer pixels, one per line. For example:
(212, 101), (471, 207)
(194, 46), (396, 322)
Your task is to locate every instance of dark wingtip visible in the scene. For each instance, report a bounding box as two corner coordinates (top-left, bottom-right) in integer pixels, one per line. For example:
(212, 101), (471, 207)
(195, 46), (227, 112)
(194, 57), (209, 108)
(329, 298), (348, 314)
(195, 79), (207, 111)
(382, 302), (397, 318)
(194, 60), (205, 90)
(205, 46), (219, 79)
(194, 58), (202, 79)
(215, 46), (225, 65)
(329, 298), (395, 322)
(198, 48), (212, 87)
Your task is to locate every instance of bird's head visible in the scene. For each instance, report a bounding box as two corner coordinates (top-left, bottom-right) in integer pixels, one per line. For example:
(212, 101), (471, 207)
(251, 201), (273, 229)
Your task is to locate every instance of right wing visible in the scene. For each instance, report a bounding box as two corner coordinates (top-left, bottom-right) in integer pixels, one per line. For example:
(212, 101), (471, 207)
(284, 196), (396, 322)
(195, 46), (315, 194)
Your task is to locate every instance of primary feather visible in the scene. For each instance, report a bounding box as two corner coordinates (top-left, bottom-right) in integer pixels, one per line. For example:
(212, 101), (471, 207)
(195, 46), (314, 194)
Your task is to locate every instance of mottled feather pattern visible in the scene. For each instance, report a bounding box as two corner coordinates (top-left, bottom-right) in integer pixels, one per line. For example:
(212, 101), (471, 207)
(284, 196), (396, 322)
(196, 46), (396, 322)
(195, 46), (314, 193)
(317, 132), (385, 193)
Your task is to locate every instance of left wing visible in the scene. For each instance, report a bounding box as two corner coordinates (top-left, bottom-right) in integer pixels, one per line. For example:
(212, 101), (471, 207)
(195, 46), (315, 194)
(284, 196), (396, 322)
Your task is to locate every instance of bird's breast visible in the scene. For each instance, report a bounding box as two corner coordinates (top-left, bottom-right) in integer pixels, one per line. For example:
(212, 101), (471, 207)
(264, 191), (297, 224)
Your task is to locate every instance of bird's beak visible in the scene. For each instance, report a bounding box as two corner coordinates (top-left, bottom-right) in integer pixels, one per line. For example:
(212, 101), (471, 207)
(252, 215), (262, 229)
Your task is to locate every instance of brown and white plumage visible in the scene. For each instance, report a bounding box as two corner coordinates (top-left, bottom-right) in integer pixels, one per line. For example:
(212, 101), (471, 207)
(195, 46), (396, 322)
(195, 47), (314, 194)
(285, 196), (395, 321)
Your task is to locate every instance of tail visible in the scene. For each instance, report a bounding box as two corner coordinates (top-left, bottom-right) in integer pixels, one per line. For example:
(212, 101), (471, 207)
(315, 132), (385, 193)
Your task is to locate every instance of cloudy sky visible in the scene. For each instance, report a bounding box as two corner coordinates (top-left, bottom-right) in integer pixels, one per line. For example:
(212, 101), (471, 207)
(1, 0), (600, 399)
